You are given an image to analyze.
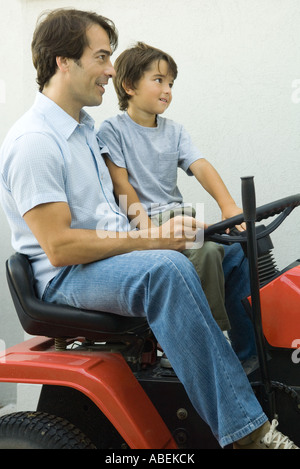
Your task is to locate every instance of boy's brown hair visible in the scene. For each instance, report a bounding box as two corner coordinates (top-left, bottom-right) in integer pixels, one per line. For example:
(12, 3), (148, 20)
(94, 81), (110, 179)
(113, 42), (178, 111)
(31, 8), (118, 92)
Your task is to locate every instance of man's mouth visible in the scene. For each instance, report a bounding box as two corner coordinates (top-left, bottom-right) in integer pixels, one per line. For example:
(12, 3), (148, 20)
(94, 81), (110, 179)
(159, 98), (168, 103)
(96, 82), (107, 93)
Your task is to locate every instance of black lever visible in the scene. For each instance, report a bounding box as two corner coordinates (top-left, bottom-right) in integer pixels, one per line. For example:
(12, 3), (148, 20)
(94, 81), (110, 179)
(241, 176), (276, 420)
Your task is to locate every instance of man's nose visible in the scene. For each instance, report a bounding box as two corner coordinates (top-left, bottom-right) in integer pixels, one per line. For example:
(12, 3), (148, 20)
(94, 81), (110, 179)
(105, 60), (116, 78)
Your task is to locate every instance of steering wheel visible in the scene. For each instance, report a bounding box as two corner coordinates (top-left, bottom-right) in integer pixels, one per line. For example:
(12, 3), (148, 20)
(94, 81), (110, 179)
(204, 193), (300, 244)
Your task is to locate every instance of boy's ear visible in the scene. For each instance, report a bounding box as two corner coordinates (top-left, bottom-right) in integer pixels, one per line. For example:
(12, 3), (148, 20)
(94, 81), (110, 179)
(122, 80), (135, 96)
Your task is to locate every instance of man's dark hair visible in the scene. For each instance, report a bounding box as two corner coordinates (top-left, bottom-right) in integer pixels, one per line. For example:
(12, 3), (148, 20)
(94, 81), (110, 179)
(31, 8), (118, 92)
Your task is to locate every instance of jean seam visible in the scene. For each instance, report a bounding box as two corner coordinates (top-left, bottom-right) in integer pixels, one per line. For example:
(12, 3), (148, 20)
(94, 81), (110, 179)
(220, 414), (268, 447)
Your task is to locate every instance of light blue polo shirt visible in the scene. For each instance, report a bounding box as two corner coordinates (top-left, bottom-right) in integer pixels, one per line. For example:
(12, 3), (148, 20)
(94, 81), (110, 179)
(0, 92), (130, 297)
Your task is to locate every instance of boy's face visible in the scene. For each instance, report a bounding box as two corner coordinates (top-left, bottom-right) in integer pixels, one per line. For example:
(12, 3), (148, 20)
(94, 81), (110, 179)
(127, 60), (174, 119)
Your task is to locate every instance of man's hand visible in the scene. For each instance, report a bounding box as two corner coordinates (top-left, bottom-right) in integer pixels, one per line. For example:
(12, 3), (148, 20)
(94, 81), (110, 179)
(147, 216), (207, 251)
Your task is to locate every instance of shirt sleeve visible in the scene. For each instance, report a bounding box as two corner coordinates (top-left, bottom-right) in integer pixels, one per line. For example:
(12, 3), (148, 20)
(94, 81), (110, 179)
(177, 125), (204, 175)
(3, 132), (67, 216)
(97, 120), (127, 169)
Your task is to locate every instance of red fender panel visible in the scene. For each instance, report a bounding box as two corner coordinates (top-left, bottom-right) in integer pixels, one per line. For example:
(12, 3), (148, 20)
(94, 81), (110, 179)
(0, 336), (177, 449)
(251, 265), (300, 349)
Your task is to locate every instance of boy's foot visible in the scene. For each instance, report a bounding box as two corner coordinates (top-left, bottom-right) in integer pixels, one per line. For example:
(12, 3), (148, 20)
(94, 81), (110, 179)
(233, 420), (299, 449)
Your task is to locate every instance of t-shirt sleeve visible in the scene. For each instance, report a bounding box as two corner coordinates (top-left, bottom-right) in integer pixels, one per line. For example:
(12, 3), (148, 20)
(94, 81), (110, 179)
(3, 132), (67, 216)
(177, 125), (204, 175)
(97, 120), (127, 169)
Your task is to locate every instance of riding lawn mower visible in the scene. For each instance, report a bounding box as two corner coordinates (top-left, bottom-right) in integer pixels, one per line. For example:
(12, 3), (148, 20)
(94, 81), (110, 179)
(0, 176), (299, 449)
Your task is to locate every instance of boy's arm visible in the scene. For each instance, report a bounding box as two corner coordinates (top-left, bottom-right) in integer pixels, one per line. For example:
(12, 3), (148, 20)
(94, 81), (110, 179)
(189, 158), (245, 228)
(105, 157), (155, 230)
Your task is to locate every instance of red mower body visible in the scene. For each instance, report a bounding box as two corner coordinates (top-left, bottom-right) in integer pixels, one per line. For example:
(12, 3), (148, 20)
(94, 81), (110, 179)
(0, 336), (177, 449)
(252, 264), (300, 349)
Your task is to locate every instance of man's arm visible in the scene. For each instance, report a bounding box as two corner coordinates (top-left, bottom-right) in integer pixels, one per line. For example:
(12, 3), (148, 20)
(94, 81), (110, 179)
(23, 201), (199, 267)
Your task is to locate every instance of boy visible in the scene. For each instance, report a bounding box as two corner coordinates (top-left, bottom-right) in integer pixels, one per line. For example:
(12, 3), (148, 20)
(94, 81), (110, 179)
(98, 42), (254, 359)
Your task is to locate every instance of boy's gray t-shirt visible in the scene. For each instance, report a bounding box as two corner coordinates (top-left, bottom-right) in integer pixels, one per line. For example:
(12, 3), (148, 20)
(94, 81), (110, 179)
(98, 113), (203, 215)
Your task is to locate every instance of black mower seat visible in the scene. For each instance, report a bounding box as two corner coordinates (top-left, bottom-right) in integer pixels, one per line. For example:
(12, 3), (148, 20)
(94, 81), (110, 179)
(6, 253), (149, 342)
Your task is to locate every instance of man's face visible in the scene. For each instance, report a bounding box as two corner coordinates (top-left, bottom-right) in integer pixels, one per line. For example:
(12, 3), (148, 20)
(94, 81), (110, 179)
(67, 23), (116, 110)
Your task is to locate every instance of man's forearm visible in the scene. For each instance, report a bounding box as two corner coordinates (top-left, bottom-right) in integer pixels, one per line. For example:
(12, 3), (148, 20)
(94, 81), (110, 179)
(24, 202), (200, 268)
(44, 227), (154, 267)
(50, 219), (199, 267)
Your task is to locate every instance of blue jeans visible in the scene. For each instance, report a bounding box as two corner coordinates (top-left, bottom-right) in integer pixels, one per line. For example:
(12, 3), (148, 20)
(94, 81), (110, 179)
(222, 244), (257, 362)
(43, 249), (266, 447)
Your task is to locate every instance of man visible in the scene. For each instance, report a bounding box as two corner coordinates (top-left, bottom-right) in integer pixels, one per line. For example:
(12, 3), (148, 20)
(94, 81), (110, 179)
(0, 8), (297, 449)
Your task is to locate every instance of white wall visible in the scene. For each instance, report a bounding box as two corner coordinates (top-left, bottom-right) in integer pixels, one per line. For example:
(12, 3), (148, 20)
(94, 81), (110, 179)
(0, 0), (299, 405)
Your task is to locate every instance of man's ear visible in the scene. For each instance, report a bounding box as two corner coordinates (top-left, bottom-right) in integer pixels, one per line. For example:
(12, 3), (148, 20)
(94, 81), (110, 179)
(122, 80), (135, 96)
(56, 56), (70, 72)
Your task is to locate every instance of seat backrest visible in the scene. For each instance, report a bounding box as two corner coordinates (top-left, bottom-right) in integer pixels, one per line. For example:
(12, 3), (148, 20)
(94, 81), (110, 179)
(6, 253), (149, 341)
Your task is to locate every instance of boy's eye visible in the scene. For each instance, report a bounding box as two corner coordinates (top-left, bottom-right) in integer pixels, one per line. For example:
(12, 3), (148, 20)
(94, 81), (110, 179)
(154, 78), (174, 88)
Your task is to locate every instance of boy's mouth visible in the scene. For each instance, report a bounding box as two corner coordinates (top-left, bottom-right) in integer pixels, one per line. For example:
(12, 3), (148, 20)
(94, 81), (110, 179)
(159, 98), (168, 103)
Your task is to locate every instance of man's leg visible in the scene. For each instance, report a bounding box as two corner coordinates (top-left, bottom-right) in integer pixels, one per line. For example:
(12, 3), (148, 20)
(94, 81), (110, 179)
(151, 209), (229, 331)
(43, 249), (266, 447)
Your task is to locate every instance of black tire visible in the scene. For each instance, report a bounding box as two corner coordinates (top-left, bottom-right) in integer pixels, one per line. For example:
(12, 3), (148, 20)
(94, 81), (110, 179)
(0, 411), (96, 449)
(252, 381), (300, 447)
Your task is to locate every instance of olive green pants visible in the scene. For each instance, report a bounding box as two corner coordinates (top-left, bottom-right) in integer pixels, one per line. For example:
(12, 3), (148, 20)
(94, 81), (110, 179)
(151, 207), (230, 331)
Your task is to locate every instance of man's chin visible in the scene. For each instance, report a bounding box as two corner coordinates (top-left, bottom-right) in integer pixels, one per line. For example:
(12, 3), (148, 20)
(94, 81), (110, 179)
(85, 96), (103, 108)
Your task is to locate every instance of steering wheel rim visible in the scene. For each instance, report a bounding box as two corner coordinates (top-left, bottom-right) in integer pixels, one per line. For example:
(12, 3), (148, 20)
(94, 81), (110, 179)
(204, 193), (300, 243)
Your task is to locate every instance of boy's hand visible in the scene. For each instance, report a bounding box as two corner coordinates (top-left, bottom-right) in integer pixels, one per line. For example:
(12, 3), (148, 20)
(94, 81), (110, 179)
(221, 203), (246, 232)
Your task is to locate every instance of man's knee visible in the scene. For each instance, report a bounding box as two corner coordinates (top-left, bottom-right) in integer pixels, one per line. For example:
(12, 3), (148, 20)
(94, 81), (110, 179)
(154, 249), (193, 269)
(148, 250), (197, 284)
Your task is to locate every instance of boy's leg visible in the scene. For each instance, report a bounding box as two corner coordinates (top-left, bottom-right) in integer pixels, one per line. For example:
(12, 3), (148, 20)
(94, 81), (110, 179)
(43, 249), (266, 447)
(151, 209), (229, 331)
(183, 242), (230, 331)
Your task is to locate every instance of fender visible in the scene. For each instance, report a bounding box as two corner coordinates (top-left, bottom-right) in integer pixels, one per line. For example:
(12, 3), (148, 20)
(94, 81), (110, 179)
(0, 336), (177, 449)
(248, 264), (300, 349)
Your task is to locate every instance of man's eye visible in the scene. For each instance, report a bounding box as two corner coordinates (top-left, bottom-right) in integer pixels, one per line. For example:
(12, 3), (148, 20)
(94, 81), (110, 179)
(98, 55), (106, 62)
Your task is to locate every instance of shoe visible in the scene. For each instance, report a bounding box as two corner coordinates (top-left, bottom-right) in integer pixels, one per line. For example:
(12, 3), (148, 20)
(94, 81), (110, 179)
(160, 353), (172, 369)
(233, 420), (299, 449)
